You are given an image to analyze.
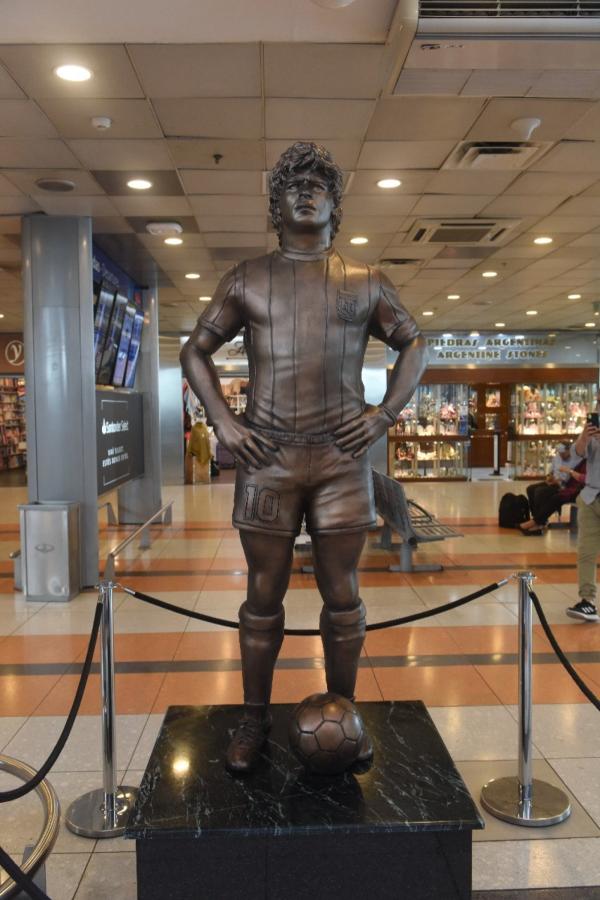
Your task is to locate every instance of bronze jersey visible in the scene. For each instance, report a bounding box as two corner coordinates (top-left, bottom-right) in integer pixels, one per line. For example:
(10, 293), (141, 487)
(198, 248), (420, 435)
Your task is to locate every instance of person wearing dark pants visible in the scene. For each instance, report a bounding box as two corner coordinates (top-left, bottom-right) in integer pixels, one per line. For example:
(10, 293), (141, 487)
(526, 442), (576, 520)
(519, 461), (586, 535)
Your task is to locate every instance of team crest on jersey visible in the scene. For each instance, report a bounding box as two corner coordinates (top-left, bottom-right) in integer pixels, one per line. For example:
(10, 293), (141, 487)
(337, 290), (359, 322)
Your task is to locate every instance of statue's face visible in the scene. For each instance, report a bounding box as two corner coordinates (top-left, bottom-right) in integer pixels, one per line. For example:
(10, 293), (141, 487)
(279, 168), (334, 236)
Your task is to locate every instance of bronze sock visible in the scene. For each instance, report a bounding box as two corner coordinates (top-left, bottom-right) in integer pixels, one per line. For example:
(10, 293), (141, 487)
(238, 602), (285, 711)
(319, 601), (366, 700)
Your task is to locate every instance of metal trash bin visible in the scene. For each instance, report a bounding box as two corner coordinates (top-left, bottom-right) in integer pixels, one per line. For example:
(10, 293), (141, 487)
(19, 502), (80, 602)
(9, 549), (21, 591)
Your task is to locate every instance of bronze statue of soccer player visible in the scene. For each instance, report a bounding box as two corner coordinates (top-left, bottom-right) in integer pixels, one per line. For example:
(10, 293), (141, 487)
(181, 142), (426, 773)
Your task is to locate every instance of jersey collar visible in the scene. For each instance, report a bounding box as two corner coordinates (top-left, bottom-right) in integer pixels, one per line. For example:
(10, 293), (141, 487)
(277, 246), (335, 262)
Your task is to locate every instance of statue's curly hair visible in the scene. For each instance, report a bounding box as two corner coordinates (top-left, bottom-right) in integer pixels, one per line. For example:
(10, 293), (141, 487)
(269, 142), (343, 243)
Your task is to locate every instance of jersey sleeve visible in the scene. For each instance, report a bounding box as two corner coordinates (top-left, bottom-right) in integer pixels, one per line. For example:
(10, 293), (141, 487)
(368, 269), (421, 348)
(197, 265), (244, 342)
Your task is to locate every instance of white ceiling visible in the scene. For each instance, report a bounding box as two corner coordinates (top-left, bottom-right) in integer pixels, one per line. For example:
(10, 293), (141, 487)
(1, 1), (600, 335)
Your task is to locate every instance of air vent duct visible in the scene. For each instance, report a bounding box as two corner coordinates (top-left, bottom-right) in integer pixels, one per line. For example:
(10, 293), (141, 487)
(443, 140), (550, 171)
(419, 0), (600, 16)
(379, 258), (422, 266)
(407, 219), (519, 245)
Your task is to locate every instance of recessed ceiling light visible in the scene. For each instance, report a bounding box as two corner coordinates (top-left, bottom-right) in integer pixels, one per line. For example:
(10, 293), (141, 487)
(585, 322), (596, 328)
(422, 310), (434, 316)
(127, 178), (152, 190)
(447, 294), (460, 300)
(526, 310), (538, 316)
(533, 236), (553, 245)
(442, 332), (453, 338)
(350, 236), (368, 245)
(185, 273), (200, 280)
(568, 293), (582, 300)
(54, 64), (92, 82)
(470, 331), (479, 337)
(565, 345), (571, 349)
(482, 271), (498, 278)
(515, 334), (525, 339)
(199, 296), (211, 301)
(494, 322), (505, 327)
(164, 237), (183, 246)
(0, 314), (4, 319)
(377, 178), (401, 190)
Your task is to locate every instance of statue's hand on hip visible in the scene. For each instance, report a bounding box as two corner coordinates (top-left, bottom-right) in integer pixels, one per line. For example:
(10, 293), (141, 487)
(334, 406), (390, 459)
(215, 413), (279, 471)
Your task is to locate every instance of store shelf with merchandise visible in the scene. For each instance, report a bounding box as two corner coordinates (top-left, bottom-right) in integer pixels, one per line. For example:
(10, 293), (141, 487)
(510, 381), (596, 479)
(0, 375), (26, 471)
(388, 383), (471, 481)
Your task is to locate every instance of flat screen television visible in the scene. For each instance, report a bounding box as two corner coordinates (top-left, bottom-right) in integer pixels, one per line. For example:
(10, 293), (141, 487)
(97, 292), (128, 385)
(112, 303), (136, 387)
(124, 311), (144, 389)
(93, 285), (116, 377)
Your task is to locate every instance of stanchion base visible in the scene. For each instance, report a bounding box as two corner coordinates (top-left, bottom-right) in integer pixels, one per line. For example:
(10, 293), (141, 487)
(65, 787), (138, 838)
(481, 777), (571, 827)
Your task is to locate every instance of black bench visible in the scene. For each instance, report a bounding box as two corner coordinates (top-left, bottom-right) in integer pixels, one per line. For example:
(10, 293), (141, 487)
(372, 470), (462, 573)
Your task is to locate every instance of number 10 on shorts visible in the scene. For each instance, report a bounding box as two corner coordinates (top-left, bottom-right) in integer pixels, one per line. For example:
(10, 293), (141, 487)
(244, 485), (280, 523)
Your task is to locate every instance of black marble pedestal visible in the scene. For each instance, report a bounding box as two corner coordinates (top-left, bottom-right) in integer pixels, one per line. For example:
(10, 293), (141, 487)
(126, 702), (483, 900)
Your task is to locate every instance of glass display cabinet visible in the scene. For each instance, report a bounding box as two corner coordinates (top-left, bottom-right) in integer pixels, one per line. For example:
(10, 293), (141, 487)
(510, 381), (596, 477)
(389, 384), (471, 480)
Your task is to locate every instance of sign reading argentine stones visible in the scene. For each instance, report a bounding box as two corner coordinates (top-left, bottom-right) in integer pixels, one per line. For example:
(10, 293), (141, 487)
(421, 332), (599, 366)
(96, 389), (144, 494)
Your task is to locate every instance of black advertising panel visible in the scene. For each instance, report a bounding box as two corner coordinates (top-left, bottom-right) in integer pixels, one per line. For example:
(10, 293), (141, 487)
(93, 285), (116, 376)
(123, 311), (144, 389)
(112, 303), (136, 387)
(96, 390), (144, 494)
(97, 293), (127, 385)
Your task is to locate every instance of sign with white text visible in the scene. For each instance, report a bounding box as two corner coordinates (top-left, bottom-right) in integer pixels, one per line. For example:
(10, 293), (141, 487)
(96, 390), (144, 494)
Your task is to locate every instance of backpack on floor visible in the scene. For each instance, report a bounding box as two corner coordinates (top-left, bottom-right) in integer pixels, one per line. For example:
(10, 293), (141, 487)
(498, 493), (530, 528)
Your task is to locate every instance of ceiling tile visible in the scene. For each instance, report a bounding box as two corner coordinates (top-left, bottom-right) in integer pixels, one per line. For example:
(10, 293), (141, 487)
(342, 194), (418, 216)
(92, 170), (182, 196)
(92, 217), (134, 233)
(179, 170), (262, 194)
(0, 100), (57, 137)
(551, 196), (600, 217)
(195, 215), (266, 232)
(138, 233), (207, 250)
(392, 69), (470, 96)
(33, 195), (119, 216)
(339, 215), (406, 234)
(504, 171), (597, 196)
(5, 168), (104, 195)
(204, 232), (268, 248)
(264, 44), (384, 99)
(128, 44), (261, 98)
(0, 196), (40, 214)
(467, 98), (593, 141)
(461, 70), (539, 97)
(169, 139), (265, 170)
(408, 194), (495, 216)
(481, 195), (565, 217)
(37, 98), (161, 139)
(0, 63), (25, 99)
(0, 138), (79, 167)
(0, 44), (143, 98)
(69, 139), (173, 170)
(567, 103), (600, 140)
(153, 99), (262, 139)
(266, 140), (360, 170)
(189, 195), (266, 217)
(425, 169), (517, 195)
(581, 180), (600, 197)
(0, 174), (23, 196)
(111, 195), (192, 216)
(358, 141), (455, 170)
(528, 71), (600, 100)
(265, 99), (375, 141)
(366, 98), (484, 141)
(346, 170), (434, 195)
(532, 141), (600, 173)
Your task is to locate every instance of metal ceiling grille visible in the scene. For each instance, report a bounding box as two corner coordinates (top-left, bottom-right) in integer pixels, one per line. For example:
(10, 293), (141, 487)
(419, 0), (600, 15)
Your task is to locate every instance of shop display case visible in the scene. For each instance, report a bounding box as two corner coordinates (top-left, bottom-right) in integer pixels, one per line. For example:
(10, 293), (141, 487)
(510, 381), (596, 477)
(0, 376), (26, 471)
(389, 384), (471, 480)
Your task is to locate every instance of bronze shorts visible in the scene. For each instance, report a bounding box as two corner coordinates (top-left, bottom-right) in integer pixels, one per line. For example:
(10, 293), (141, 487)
(232, 428), (376, 537)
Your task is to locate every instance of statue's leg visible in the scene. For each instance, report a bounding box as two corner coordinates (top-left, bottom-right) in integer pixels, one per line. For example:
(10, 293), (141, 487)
(226, 530), (294, 773)
(311, 530), (367, 699)
(311, 530), (373, 763)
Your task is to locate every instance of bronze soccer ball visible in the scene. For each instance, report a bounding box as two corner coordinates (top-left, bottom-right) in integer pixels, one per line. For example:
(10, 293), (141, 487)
(288, 692), (364, 775)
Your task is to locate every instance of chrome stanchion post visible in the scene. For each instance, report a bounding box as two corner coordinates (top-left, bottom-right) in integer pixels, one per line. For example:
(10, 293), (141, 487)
(65, 581), (138, 838)
(481, 572), (571, 827)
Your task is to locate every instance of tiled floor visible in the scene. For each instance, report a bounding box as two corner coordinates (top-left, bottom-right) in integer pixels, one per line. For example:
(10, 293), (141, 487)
(1, 479), (600, 898)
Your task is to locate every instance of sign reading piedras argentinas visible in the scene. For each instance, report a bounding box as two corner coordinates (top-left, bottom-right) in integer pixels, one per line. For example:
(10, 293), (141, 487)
(96, 390), (144, 494)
